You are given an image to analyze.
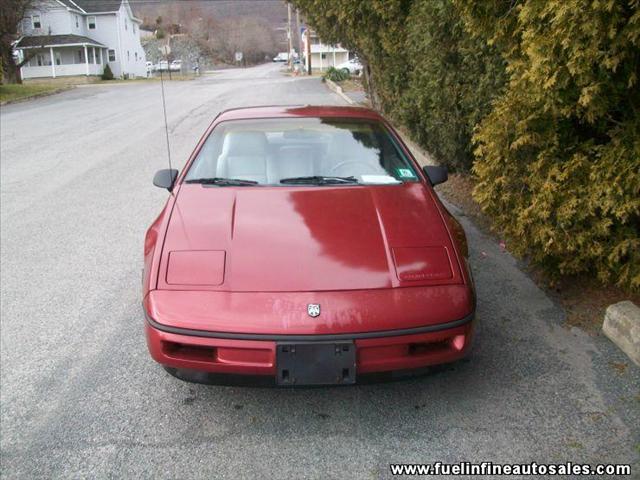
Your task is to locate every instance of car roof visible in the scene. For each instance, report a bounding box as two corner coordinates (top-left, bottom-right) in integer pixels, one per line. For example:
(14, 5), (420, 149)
(215, 105), (384, 122)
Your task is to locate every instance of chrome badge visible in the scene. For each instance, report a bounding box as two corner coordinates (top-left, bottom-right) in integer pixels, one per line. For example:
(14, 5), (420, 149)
(307, 304), (321, 318)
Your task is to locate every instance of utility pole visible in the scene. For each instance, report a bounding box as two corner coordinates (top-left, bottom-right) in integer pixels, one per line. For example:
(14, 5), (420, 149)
(287, 3), (292, 69)
(306, 28), (312, 75)
(295, 8), (303, 63)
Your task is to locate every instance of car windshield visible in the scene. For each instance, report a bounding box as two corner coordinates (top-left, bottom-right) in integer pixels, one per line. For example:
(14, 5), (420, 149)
(184, 118), (419, 185)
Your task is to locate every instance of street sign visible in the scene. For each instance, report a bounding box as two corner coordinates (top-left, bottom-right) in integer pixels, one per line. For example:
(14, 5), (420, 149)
(235, 52), (243, 62)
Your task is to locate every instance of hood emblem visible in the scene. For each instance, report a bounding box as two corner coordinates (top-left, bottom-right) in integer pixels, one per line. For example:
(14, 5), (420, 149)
(307, 304), (321, 318)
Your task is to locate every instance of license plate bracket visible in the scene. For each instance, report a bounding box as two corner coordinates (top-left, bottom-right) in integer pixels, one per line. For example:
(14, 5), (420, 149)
(276, 341), (356, 386)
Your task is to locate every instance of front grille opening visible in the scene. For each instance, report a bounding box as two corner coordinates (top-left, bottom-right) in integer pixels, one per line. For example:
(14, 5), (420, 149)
(162, 341), (216, 363)
(407, 339), (451, 356)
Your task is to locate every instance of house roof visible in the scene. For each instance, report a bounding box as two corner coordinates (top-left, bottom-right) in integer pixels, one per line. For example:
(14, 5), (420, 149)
(57, 0), (123, 13)
(15, 34), (106, 48)
(310, 44), (349, 54)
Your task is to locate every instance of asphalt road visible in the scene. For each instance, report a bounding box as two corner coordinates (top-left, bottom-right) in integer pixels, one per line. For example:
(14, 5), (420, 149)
(1, 63), (638, 479)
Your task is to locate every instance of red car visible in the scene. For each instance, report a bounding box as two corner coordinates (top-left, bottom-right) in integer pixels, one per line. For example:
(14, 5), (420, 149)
(143, 106), (475, 386)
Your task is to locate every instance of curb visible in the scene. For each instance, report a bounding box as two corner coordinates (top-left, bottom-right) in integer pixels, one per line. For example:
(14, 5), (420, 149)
(324, 78), (355, 105)
(0, 85), (74, 106)
(603, 300), (640, 367)
(395, 129), (436, 167)
(76, 81), (152, 88)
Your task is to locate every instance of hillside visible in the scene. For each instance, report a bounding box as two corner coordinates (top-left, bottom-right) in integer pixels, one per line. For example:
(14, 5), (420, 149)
(134, 0), (292, 66)
(132, 0), (288, 31)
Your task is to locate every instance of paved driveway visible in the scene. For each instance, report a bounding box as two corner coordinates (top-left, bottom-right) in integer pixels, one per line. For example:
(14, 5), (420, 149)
(1, 63), (638, 478)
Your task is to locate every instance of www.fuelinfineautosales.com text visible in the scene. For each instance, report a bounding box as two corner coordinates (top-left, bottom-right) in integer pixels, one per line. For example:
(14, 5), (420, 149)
(389, 461), (631, 476)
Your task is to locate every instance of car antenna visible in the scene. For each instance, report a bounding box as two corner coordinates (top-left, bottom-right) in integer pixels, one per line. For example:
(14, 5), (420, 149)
(159, 69), (174, 196)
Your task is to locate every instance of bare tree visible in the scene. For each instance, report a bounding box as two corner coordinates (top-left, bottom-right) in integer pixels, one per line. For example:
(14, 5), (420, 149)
(136, 1), (279, 67)
(183, 5), (217, 44)
(0, 0), (50, 83)
(209, 17), (277, 64)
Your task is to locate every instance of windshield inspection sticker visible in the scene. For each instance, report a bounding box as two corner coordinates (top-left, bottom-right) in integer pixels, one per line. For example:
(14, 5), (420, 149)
(396, 168), (416, 178)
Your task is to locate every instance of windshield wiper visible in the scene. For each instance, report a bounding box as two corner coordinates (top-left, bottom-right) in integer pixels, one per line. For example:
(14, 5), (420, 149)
(279, 175), (359, 185)
(185, 177), (258, 186)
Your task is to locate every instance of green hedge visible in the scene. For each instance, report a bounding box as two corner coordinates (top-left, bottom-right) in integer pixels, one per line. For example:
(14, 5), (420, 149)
(459, 0), (640, 289)
(400, 0), (505, 171)
(323, 66), (350, 82)
(101, 64), (114, 81)
(293, 0), (640, 290)
(293, 0), (503, 171)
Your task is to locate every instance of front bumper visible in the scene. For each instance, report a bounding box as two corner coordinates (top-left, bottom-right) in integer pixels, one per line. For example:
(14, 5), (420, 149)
(144, 310), (474, 385)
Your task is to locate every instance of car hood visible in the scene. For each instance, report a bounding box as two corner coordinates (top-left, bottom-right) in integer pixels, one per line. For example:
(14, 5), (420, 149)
(157, 183), (462, 292)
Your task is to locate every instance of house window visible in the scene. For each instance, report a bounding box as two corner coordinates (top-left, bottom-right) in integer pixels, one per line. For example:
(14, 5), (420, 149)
(77, 49), (84, 63)
(87, 16), (96, 29)
(133, 24), (136, 34)
(75, 15), (79, 28)
(55, 51), (61, 65)
(108, 49), (116, 62)
(127, 50), (130, 61)
(32, 53), (51, 66)
(124, 19), (128, 31)
(32, 14), (41, 29)
(134, 52), (138, 61)
(321, 53), (327, 59)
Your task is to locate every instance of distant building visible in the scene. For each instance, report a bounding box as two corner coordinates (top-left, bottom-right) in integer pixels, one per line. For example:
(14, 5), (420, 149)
(139, 28), (155, 39)
(302, 30), (349, 72)
(15, 0), (147, 80)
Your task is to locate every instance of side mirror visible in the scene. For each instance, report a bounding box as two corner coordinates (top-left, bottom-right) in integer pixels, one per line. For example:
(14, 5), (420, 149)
(153, 169), (179, 191)
(423, 165), (448, 186)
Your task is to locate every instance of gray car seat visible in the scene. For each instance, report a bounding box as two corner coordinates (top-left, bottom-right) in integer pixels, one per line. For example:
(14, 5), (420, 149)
(216, 131), (270, 183)
(323, 131), (386, 176)
(268, 145), (316, 182)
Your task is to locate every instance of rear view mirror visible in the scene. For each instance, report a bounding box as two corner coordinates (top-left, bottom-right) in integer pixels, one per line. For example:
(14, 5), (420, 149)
(153, 169), (179, 191)
(422, 165), (448, 186)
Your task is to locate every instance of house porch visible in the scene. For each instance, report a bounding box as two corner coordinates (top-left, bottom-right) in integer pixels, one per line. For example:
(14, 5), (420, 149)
(20, 45), (109, 79)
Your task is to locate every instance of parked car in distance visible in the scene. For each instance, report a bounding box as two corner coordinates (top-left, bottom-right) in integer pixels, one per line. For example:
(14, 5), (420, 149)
(170, 60), (182, 72)
(336, 57), (363, 75)
(144, 106), (475, 386)
(273, 52), (289, 62)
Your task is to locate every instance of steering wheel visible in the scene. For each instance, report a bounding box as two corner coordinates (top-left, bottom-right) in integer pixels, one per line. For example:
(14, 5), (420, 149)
(328, 161), (378, 176)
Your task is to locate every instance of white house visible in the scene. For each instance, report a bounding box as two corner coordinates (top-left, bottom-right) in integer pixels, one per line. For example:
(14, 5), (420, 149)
(302, 30), (349, 72)
(139, 28), (155, 39)
(15, 0), (147, 80)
